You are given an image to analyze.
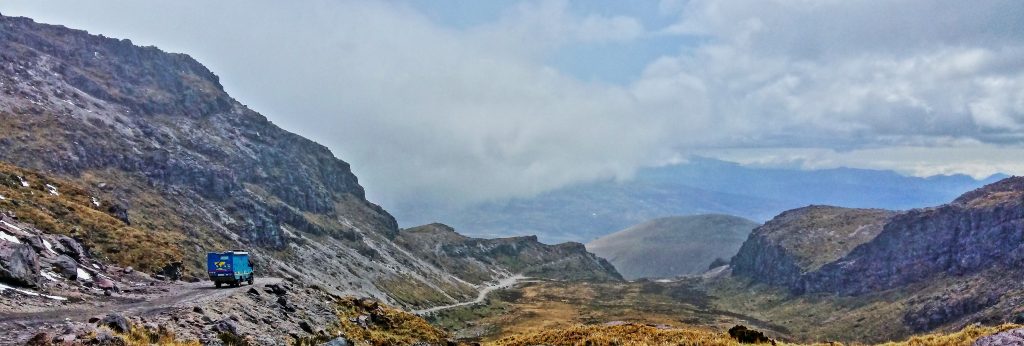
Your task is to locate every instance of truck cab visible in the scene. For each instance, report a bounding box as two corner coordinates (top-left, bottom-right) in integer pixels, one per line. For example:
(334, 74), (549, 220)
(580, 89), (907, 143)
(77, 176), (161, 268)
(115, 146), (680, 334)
(207, 251), (254, 288)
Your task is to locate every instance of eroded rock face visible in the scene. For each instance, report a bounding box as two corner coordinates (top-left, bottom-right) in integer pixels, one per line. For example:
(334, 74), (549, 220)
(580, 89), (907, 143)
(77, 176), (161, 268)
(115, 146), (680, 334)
(803, 177), (1024, 295)
(733, 177), (1024, 296)
(731, 206), (894, 290)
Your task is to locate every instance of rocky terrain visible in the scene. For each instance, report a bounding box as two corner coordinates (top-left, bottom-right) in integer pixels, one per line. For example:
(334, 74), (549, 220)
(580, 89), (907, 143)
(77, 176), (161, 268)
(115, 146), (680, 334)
(397, 223), (621, 285)
(586, 214), (758, 280)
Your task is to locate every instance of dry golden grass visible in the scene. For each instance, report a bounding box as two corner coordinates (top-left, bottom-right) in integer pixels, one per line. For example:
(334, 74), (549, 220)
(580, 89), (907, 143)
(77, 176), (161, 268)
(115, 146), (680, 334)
(876, 323), (1020, 346)
(490, 323), (743, 346)
(0, 162), (184, 272)
(488, 322), (1021, 346)
(118, 325), (202, 346)
(332, 297), (452, 346)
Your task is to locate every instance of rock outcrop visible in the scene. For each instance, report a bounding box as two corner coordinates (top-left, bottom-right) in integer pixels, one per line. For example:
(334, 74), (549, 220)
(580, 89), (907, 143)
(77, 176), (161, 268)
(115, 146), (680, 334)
(732, 177), (1024, 296)
(731, 206), (894, 290)
(396, 223), (622, 284)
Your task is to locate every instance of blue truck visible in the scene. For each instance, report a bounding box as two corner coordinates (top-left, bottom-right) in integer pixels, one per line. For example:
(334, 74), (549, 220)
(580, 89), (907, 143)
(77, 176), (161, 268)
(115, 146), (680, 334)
(207, 251), (254, 288)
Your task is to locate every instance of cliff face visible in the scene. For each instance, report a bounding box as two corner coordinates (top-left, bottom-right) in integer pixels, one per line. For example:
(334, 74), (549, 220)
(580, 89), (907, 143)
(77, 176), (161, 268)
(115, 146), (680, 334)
(731, 206), (895, 289)
(728, 178), (1024, 332)
(396, 223), (622, 284)
(802, 177), (1024, 295)
(732, 177), (1024, 294)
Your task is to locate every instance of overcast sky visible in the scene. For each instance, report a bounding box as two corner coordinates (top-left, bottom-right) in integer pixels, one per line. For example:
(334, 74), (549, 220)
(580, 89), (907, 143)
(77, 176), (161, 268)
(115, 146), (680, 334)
(2, 0), (1023, 208)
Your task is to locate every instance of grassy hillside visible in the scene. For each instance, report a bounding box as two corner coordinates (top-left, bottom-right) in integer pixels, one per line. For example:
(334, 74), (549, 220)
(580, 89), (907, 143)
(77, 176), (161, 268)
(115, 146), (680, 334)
(586, 214), (759, 279)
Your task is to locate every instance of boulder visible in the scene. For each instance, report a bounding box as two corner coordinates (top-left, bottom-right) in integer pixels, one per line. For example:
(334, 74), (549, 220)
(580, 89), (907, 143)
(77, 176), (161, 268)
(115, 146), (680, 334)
(0, 241), (41, 287)
(95, 277), (117, 291)
(52, 255), (79, 280)
(158, 261), (183, 281)
(100, 313), (130, 333)
(728, 325), (775, 345)
(57, 236), (87, 261)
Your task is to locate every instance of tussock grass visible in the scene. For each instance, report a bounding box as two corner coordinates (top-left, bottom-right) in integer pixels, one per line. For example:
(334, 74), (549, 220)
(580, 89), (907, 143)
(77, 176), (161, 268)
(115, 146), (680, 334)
(332, 297), (451, 346)
(876, 323), (1020, 346)
(0, 162), (183, 272)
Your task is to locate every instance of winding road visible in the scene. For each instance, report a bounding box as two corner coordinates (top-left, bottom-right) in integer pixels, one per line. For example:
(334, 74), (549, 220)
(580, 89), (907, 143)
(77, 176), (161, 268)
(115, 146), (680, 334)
(413, 274), (526, 315)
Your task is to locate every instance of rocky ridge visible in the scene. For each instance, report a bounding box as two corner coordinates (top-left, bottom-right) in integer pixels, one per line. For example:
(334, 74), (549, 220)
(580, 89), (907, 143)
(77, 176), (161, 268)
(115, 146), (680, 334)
(396, 223), (622, 284)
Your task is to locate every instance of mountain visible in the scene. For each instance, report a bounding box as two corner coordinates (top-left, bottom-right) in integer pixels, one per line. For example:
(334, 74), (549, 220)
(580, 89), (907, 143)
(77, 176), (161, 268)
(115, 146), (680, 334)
(586, 214), (758, 280)
(396, 223), (621, 284)
(0, 14), (603, 310)
(393, 157), (1003, 244)
(730, 176), (1024, 332)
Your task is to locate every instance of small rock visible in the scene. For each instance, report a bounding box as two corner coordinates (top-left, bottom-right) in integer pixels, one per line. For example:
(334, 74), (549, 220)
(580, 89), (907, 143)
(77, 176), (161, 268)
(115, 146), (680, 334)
(122, 266), (134, 274)
(101, 313), (130, 333)
(192, 306), (204, 314)
(299, 321), (314, 334)
(154, 274), (167, 281)
(104, 289), (112, 296)
(88, 316), (102, 324)
(247, 287), (260, 296)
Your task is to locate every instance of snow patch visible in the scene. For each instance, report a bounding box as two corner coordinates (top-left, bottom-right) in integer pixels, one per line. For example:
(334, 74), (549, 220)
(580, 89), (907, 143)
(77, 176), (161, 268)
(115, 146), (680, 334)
(17, 176), (29, 187)
(0, 230), (21, 244)
(91, 197), (101, 207)
(0, 195), (6, 200)
(45, 184), (59, 196)
(77, 267), (93, 281)
(42, 239), (56, 254)
(40, 270), (60, 282)
(0, 283), (67, 301)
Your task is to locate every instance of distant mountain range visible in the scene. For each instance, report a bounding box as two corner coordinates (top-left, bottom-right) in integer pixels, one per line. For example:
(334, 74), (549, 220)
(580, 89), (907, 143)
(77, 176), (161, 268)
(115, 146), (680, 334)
(393, 158), (1006, 243)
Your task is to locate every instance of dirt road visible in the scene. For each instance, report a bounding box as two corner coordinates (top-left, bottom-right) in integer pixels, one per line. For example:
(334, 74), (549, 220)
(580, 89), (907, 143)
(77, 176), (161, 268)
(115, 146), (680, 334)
(414, 274), (525, 315)
(0, 277), (281, 341)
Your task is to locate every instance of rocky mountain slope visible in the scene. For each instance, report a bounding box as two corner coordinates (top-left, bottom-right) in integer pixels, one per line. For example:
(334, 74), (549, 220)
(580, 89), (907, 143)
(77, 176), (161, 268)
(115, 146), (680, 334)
(396, 223), (621, 284)
(729, 177), (1024, 333)
(586, 214), (758, 280)
(0, 14), (601, 310)
(395, 157), (1001, 244)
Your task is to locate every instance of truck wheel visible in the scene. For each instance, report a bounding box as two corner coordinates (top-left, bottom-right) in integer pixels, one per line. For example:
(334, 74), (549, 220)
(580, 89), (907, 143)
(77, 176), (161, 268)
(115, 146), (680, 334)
(248, 276), (254, 285)
(215, 282), (222, 288)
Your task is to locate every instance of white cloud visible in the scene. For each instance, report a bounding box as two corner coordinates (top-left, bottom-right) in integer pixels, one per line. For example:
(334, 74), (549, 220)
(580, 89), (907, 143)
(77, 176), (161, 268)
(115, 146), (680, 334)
(2, 0), (1022, 212)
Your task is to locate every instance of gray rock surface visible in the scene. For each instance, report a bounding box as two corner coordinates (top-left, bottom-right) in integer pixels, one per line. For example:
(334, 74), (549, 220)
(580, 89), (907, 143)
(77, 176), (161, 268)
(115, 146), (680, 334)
(0, 241), (40, 287)
(974, 328), (1024, 346)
